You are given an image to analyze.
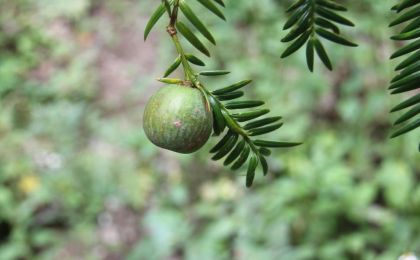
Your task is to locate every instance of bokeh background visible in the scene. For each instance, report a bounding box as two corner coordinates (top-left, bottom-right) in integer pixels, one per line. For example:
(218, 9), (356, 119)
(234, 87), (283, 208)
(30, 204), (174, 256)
(0, 0), (419, 259)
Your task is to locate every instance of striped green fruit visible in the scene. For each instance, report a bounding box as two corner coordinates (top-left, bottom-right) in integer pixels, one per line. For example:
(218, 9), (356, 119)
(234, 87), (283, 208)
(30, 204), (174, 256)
(143, 85), (213, 154)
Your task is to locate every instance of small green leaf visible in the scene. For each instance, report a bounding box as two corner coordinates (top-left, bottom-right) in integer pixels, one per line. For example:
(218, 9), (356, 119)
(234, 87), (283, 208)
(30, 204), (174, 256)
(213, 0), (225, 7)
(210, 130), (233, 153)
(249, 123), (284, 136)
(391, 39), (420, 59)
(144, 3), (167, 41)
(306, 39), (314, 72)
(246, 154), (258, 187)
(244, 116), (283, 130)
(179, 0), (216, 44)
(281, 30), (311, 58)
(231, 146), (250, 170)
(259, 155), (268, 176)
(391, 62), (420, 83)
(216, 91), (244, 101)
(185, 54), (206, 66)
(199, 70), (230, 76)
(212, 133), (239, 160)
(209, 96), (226, 135)
(401, 17), (420, 33)
(196, 0), (226, 20)
(390, 118), (420, 138)
(316, 6), (355, 27)
(254, 140), (302, 148)
(225, 101), (265, 109)
(395, 0), (419, 12)
(316, 0), (347, 11)
(259, 148), (271, 156)
(212, 80), (252, 95)
(281, 12), (311, 42)
(315, 17), (340, 34)
(176, 21), (210, 57)
(163, 56), (181, 77)
(286, 0), (306, 13)
(390, 81), (419, 94)
(283, 6), (308, 30)
(157, 78), (183, 84)
(224, 139), (246, 166)
(389, 73), (420, 90)
(316, 28), (358, 47)
(394, 104), (420, 125)
(391, 28), (420, 41)
(391, 4), (399, 11)
(389, 6), (420, 26)
(314, 38), (333, 70)
(395, 51), (420, 70)
(231, 109), (270, 122)
(391, 93), (420, 112)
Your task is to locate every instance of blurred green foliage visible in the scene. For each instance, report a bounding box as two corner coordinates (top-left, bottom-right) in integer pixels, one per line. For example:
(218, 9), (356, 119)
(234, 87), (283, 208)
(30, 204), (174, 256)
(0, 0), (419, 259)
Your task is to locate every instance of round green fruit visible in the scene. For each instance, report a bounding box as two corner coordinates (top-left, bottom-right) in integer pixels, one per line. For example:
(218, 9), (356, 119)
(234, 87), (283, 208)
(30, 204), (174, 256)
(143, 85), (213, 154)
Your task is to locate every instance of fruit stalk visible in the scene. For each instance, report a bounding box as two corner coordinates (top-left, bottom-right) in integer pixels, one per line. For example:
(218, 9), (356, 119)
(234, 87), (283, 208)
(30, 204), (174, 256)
(166, 0), (196, 83)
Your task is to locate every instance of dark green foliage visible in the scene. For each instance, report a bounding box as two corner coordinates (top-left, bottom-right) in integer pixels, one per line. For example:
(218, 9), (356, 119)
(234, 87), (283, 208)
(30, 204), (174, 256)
(186, 54), (206, 66)
(145, 0), (225, 59)
(209, 96), (226, 135)
(216, 91), (244, 101)
(151, 0), (227, 74)
(243, 116), (283, 130)
(176, 21), (211, 57)
(224, 100), (265, 109)
(144, 2), (168, 40)
(209, 78), (300, 187)
(231, 109), (270, 122)
(163, 56), (182, 77)
(145, 0), (300, 187)
(196, 0), (226, 20)
(211, 132), (239, 160)
(389, 1), (420, 139)
(199, 70), (231, 76)
(246, 154), (258, 187)
(179, 0), (216, 44)
(224, 139), (246, 166)
(282, 0), (357, 71)
(212, 80), (252, 95)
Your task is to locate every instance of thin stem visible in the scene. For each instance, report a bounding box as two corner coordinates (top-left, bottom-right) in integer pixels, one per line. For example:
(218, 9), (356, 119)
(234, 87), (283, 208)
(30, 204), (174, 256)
(170, 32), (195, 80)
(167, 0), (196, 82)
(169, 0), (180, 26)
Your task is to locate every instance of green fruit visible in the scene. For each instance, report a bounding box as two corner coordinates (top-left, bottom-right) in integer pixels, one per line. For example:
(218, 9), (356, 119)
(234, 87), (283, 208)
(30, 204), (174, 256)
(143, 85), (213, 154)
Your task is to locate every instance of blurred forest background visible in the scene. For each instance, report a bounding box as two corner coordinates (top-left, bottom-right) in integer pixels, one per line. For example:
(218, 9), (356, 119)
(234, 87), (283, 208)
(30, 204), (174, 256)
(0, 0), (419, 259)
